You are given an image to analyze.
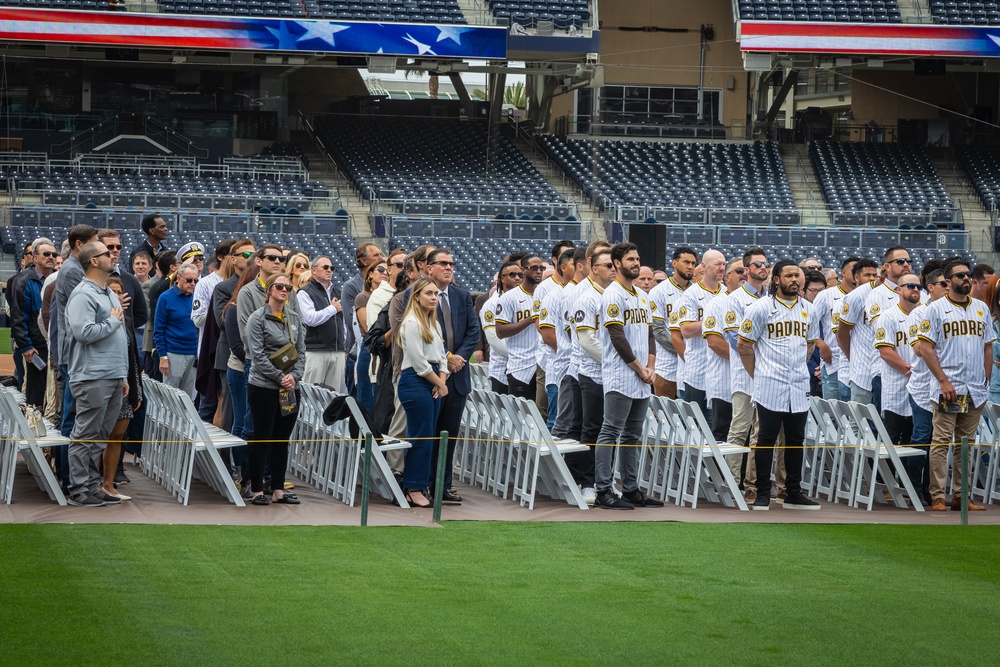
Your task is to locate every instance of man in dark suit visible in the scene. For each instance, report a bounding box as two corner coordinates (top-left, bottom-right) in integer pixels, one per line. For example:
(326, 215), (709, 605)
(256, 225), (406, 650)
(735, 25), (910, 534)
(404, 247), (480, 503)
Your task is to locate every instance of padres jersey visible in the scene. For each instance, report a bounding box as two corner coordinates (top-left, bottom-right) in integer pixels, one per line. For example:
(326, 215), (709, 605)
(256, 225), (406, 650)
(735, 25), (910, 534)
(905, 304), (935, 410)
(702, 290), (731, 407)
(673, 281), (722, 391)
(649, 277), (686, 382)
(601, 280), (653, 399)
(839, 281), (876, 391)
(495, 285), (541, 384)
(724, 284), (762, 397)
(573, 278), (605, 383)
(811, 285), (847, 375)
(917, 295), (996, 408)
(539, 281), (575, 386)
(739, 296), (819, 413)
(480, 291), (506, 384)
(873, 302), (915, 417)
(533, 276), (565, 372)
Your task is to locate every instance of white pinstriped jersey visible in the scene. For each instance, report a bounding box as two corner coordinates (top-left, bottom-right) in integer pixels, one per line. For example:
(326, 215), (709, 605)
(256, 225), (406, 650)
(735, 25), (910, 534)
(702, 290), (731, 406)
(724, 284), (762, 397)
(601, 280), (653, 399)
(649, 277), (686, 381)
(563, 280), (587, 381)
(533, 276), (565, 370)
(539, 280), (576, 386)
(840, 281), (876, 391)
(495, 285), (541, 384)
(480, 292), (506, 383)
(739, 296), (819, 413)
(917, 296), (996, 408)
(811, 285), (847, 376)
(573, 278), (605, 383)
(873, 303), (916, 417)
(905, 304), (935, 410)
(673, 281), (723, 391)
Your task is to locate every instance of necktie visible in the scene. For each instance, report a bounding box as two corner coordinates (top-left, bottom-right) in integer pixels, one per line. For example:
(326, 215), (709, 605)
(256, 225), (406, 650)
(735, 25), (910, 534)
(439, 290), (455, 353)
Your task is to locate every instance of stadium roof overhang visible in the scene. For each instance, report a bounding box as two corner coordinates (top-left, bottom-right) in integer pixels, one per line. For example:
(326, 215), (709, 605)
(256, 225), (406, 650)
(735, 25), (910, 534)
(739, 20), (1000, 70)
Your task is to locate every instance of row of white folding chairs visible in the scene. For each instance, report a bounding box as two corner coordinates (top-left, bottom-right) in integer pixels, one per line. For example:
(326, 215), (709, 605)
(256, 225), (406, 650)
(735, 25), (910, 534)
(458, 388), (589, 509)
(637, 395), (749, 510)
(287, 383), (410, 507)
(0, 387), (67, 505)
(970, 402), (1000, 505)
(470, 363), (490, 392)
(140, 377), (246, 506)
(805, 397), (925, 511)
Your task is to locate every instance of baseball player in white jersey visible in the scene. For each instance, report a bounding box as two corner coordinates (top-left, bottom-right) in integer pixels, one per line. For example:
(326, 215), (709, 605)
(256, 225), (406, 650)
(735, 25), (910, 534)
(533, 241), (577, 423)
(914, 260), (996, 512)
(480, 260), (524, 393)
(704, 258), (745, 441)
(834, 259), (879, 399)
(568, 247), (617, 502)
(538, 249), (576, 427)
(649, 247), (697, 399)
(495, 254), (544, 400)
(811, 257), (859, 400)
(673, 249), (726, 418)
(593, 242), (662, 510)
(738, 259), (821, 511)
(873, 273), (922, 448)
(551, 247), (594, 443)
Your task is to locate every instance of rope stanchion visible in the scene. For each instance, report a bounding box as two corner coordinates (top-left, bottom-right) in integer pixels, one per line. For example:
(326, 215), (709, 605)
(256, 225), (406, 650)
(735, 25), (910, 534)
(961, 436), (969, 526)
(361, 432), (372, 527)
(433, 430), (448, 523)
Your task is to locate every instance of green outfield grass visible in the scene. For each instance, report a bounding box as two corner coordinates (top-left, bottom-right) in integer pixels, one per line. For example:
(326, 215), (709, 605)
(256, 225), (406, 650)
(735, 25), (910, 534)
(1, 522), (997, 665)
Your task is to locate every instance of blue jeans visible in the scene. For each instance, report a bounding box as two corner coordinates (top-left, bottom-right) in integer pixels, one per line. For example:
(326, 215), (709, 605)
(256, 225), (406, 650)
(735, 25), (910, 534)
(907, 395), (932, 494)
(242, 362), (254, 440)
(545, 383), (559, 429)
(57, 364), (74, 489)
(398, 367), (442, 490)
(13, 350), (24, 392)
(345, 354), (357, 396)
(821, 366), (840, 400)
(355, 346), (374, 416)
(227, 367), (248, 439)
(838, 381), (852, 401)
(849, 376), (882, 412)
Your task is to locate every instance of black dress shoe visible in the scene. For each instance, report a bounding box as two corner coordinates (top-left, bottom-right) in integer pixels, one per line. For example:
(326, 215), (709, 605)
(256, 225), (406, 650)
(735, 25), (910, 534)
(441, 489), (463, 504)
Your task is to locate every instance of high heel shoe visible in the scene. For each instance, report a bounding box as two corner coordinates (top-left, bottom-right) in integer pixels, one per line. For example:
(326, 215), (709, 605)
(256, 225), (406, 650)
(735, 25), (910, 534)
(405, 489), (431, 508)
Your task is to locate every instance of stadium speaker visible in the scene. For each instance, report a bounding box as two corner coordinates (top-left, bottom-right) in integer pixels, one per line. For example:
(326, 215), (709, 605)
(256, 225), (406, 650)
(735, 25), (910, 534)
(630, 224), (667, 272)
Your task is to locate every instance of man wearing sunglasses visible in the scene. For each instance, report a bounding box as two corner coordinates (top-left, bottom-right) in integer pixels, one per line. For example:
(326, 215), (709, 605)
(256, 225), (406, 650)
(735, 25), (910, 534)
(915, 260), (994, 512)
(342, 242), (386, 395)
(703, 258), (745, 442)
(812, 257), (863, 402)
(10, 238), (58, 408)
(649, 246), (698, 400)
(839, 245), (912, 410)
(532, 240), (576, 425)
(298, 255), (348, 393)
(98, 229), (146, 332)
(237, 244), (300, 348)
(154, 262), (201, 398)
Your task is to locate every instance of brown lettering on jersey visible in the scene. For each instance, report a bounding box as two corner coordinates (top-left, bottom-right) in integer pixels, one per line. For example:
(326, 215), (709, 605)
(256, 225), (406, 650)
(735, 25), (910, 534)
(623, 308), (651, 325)
(766, 321), (809, 338)
(515, 308), (533, 322)
(942, 320), (986, 339)
(895, 329), (907, 348)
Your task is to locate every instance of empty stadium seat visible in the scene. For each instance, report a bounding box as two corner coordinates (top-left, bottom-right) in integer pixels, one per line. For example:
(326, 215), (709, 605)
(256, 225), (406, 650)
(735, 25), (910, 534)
(737, 0), (901, 22)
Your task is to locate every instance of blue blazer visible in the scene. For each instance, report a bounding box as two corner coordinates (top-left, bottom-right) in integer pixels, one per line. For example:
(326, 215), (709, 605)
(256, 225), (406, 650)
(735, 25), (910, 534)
(402, 283), (480, 396)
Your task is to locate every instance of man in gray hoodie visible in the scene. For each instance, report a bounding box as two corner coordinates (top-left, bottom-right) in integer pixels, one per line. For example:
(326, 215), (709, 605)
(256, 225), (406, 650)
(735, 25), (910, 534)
(65, 241), (129, 507)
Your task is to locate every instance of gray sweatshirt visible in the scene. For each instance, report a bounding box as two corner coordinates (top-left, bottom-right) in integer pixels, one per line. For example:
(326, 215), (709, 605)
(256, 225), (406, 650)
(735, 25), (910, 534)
(246, 306), (306, 390)
(237, 277), (299, 347)
(65, 278), (128, 381)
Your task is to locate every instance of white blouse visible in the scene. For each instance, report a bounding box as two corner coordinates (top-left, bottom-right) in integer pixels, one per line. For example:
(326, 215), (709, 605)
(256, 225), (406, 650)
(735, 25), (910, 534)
(400, 314), (449, 378)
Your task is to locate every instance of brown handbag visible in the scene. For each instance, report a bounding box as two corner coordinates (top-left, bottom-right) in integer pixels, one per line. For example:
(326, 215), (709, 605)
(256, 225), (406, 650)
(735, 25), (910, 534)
(268, 314), (298, 371)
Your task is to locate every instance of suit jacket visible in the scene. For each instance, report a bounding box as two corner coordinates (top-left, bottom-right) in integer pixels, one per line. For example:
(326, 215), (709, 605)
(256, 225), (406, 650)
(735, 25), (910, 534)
(402, 283), (480, 396)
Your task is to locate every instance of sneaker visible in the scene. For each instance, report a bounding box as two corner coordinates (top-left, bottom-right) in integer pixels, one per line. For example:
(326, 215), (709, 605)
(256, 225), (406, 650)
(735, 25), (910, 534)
(582, 487), (597, 506)
(743, 489), (757, 504)
(114, 471), (131, 486)
(782, 493), (820, 510)
(751, 494), (770, 511)
(94, 490), (121, 505)
(67, 492), (106, 507)
(951, 498), (986, 512)
(595, 490), (634, 510)
(930, 499), (948, 511)
(240, 483), (254, 500)
(623, 489), (665, 508)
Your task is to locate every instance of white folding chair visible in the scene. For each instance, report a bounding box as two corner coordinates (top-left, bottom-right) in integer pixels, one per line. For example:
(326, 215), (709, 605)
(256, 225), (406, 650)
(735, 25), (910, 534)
(674, 400), (750, 510)
(0, 389), (68, 505)
(512, 398), (589, 510)
(851, 402), (926, 512)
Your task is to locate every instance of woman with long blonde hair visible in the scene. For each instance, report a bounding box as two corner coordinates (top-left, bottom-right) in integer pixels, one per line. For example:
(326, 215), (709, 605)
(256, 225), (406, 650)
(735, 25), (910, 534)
(396, 277), (449, 507)
(284, 251), (311, 289)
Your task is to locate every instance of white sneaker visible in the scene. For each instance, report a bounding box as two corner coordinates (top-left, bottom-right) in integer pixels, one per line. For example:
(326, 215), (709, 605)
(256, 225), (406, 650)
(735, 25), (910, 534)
(582, 487), (597, 506)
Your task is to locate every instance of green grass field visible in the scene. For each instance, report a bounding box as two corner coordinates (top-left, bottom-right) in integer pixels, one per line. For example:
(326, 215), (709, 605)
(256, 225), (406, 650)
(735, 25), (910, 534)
(1, 522), (997, 665)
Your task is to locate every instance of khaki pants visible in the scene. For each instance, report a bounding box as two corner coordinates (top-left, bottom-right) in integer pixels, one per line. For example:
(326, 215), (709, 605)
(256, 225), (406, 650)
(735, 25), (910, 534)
(303, 350), (347, 394)
(386, 380), (406, 473)
(535, 365), (547, 416)
(929, 403), (984, 502)
(43, 360), (60, 424)
(725, 392), (757, 483)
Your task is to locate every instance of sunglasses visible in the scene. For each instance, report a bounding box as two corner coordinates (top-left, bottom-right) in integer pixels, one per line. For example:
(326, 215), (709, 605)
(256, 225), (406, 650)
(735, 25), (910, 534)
(318, 264), (334, 271)
(93, 250), (111, 259)
(526, 264), (544, 271)
(803, 265), (821, 271)
(434, 261), (455, 268)
(238, 250), (255, 259)
(104, 244), (123, 251)
(947, 272), (970, 280)
(261, 254), (286, 263)
(391, 262), (405, 269)
(888, 258), (911, 266)
(293, 263), (309, 270)
(750, 261), (770, 269)
(272, 284), (293, 292)
(594, 262), (614, 269)
(899, 283), (921, 291)
(188, 255), (205, 262)
(182, 277), (199, 285)
(934, 280), (948, 287)
(374, 266), (388, 273)
(504, 271), (524, 279)
(729, 267), (746, 275)
(38, 251), (58, 258)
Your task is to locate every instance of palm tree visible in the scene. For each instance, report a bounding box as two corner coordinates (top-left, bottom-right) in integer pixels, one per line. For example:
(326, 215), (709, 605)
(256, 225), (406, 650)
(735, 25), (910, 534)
(471, 82), (527, 108)
(404, 68), (439, 99)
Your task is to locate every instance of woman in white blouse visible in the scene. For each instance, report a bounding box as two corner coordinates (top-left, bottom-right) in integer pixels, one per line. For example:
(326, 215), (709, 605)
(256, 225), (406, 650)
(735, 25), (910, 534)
(396, 277), (449, 507)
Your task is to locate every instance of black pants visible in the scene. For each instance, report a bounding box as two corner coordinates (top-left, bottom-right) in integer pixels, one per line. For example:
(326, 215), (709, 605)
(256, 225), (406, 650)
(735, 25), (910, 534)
(507, 373), (536, 401)
(882, 410), (913, 447)
(490, 377), (508, 394)
(754, 404), (807, 497)
(684, 384), (712, 424)
(566, 373), (602, 487)
(434, 375), (467, 490)
(23, 348), (47, 408)
(247, 385), (298, 493)
(711, 399), (732, 444)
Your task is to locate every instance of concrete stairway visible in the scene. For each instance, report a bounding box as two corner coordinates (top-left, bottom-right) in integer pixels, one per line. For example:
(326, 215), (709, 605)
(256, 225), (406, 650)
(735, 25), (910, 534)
(779, 143), (829, 226)
(932, 156), (997, 262)
(898, 0), (929, 23)
(456, 0), (492, 24)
